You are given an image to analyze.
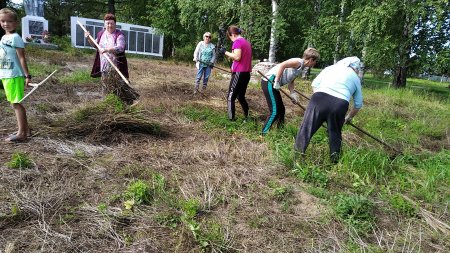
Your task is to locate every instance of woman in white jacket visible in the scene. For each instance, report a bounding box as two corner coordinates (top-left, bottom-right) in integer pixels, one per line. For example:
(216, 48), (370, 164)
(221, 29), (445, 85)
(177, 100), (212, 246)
(193, 32), (215, 94)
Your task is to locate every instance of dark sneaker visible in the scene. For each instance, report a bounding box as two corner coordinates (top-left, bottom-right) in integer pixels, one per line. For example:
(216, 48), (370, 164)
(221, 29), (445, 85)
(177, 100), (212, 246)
(330, 152), (340, 164)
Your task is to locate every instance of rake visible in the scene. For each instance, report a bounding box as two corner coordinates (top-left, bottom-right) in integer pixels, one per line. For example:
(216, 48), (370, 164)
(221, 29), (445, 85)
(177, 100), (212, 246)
(19, 69), (58, 103)
(256, 70), (400, 154)
(77, 20), (131, 87)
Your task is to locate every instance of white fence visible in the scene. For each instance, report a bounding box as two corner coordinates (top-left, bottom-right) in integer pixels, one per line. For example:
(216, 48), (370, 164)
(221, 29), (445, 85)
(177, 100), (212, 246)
(71, 17), (163, 57)
(418, 74), (449, 83)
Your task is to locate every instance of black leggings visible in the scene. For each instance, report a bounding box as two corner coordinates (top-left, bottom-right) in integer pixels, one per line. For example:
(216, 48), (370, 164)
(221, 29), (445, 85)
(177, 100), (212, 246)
(227, 72), (250, 120)
(294, 92), (349, 156)
(261, 78), (285, 134)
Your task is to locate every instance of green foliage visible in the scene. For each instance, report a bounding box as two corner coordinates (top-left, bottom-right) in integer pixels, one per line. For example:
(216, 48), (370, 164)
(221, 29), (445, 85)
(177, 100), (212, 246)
(196, 220), (234, 251)
(181, 198), (200, 220)
(248, 214), (269, 229)
(388, 193), (418, 217)
(73, 104), (105, 122)
(155, 212), (181, 228)
(97, 203), (107, 213)
(292, 163), (329, 188)
(103, 94), (126, 113)
(339, 148), (393, 182)
(333, 194), (375, 234)
(124, 180), (152, 205)
(6, 152), (33, 169)
(73, 94), (126, 122)
(11, 203), (20, 216)
(173, 44), (196, 62)
(73, 149), (88, 159)
(268, 181), (293, 201)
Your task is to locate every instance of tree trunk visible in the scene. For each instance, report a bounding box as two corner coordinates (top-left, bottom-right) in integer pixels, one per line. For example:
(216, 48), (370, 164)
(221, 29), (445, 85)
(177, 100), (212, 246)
(393, 66), (407, 88)
(240, 0), (244, 24)
(334, 0), (346, 63)
(307, 0), (321, 48)
(268, 0), (278, 63)
(108, 0), (115, 14)
(393, 7), (412, 88)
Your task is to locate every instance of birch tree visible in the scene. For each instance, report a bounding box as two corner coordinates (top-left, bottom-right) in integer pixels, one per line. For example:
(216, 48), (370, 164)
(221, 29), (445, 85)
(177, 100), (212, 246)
(268, 0), (278, 63)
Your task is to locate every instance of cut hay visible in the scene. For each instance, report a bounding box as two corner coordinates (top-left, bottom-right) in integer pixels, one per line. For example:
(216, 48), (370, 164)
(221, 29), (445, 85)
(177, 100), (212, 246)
(64, 113), (162, 143)
(48, 95), (163, 144)
(101, 68), (139, 105)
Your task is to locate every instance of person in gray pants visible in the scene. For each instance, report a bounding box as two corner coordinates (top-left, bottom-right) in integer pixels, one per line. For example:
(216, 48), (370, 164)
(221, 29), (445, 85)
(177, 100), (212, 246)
(294, 57), (363, 163)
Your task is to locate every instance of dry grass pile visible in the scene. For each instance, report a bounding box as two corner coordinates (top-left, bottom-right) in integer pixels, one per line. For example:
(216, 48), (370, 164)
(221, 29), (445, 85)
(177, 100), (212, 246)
(101, 69), (140, 105)
(48, 94), (162, 144)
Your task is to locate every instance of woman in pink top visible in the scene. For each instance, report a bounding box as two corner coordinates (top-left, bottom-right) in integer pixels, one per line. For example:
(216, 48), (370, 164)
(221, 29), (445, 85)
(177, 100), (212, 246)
(221, 25), (252, 121)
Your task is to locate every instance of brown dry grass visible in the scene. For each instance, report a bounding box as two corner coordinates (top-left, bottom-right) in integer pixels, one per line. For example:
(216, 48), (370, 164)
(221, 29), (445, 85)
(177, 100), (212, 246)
(0, 52), (335, 252)
(4, 52), (444, 252)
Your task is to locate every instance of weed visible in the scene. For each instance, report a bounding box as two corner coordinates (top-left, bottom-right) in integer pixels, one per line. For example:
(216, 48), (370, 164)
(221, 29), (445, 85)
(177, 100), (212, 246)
(103, 94), (125, 113)
(267, 181), (293, 201)
(123, 233), (134, 246)
(35, 103), (61, 113)
(151, 173), (166, 195)
(6, 152), (33, 169)
(180, 198), (200, 220)
(97, 203), (107, 213)
(73, 104), (105, 122)
(154, 212), (181, 228)
(124, 180), (151, 205)
(307, 186), (330, 199)
(124, 200), (135, 210)
(333, 194), (375, 234)
(197, 220), (235, 251)
(339, 147), (393, 182)
(292, 163), (328, 188)
(73, 94), (126, 122)
(388, 193), (418, 217)
(11, 203), (20, 216)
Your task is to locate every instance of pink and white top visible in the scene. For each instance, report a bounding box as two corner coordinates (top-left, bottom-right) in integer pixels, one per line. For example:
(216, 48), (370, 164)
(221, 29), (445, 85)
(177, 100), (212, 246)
(98, 30), (126, 72)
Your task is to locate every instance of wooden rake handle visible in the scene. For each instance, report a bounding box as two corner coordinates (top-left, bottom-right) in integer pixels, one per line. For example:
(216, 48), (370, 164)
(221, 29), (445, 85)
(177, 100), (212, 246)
(257, 70), (306, 110)
(292, 90), (400, 153)
(77, 20), (131, 86)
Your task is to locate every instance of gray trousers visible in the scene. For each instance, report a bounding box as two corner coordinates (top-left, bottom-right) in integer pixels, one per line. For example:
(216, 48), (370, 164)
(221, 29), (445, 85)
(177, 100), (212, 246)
(294, 92), (349, 157)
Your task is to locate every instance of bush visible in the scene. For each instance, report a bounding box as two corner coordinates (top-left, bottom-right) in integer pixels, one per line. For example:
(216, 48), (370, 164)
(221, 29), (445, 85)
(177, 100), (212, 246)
(174, 44), (196, 62)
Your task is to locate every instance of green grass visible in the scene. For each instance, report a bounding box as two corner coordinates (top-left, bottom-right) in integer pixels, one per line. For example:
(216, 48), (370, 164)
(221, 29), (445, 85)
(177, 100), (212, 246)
(333, 193), (375, 234)
(180, 74), (449, 237)
(60, 70), (94, 85)
(28, 62), (60, 78)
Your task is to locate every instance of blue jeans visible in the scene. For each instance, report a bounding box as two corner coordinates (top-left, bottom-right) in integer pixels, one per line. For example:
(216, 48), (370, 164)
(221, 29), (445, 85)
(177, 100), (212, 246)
(195, 65), (212, 89)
